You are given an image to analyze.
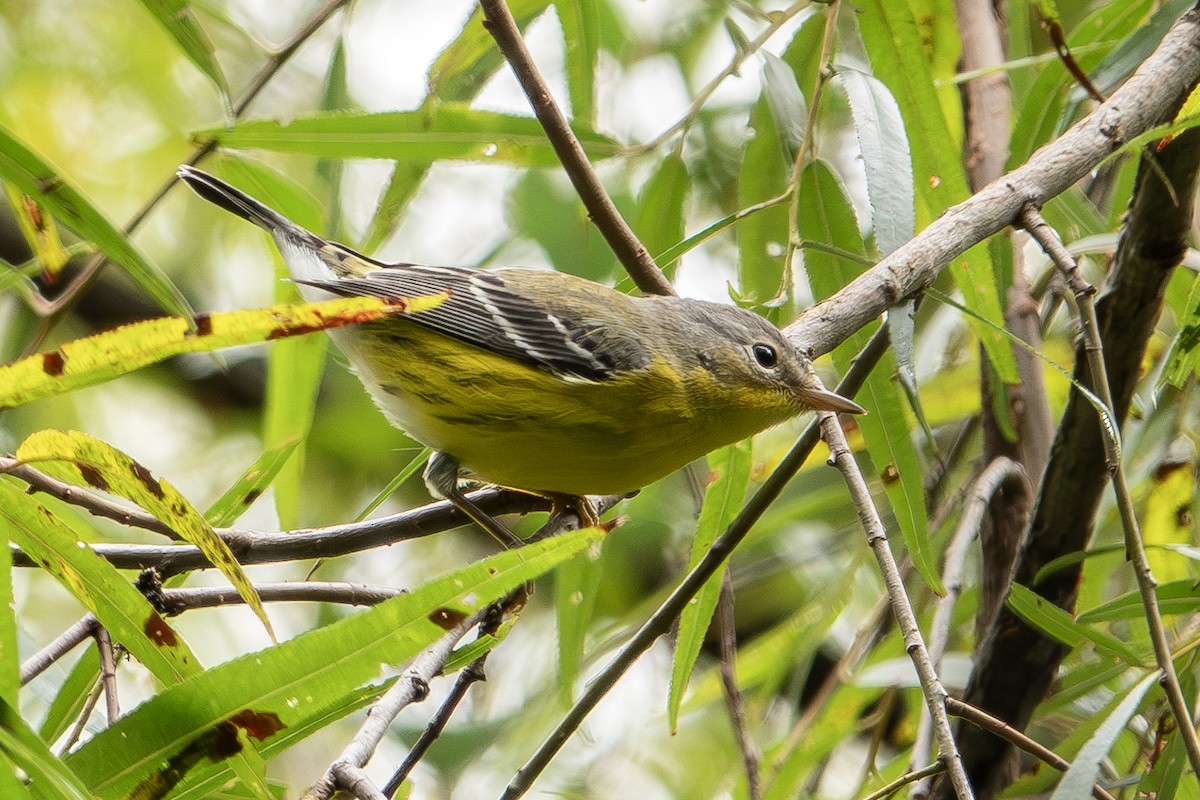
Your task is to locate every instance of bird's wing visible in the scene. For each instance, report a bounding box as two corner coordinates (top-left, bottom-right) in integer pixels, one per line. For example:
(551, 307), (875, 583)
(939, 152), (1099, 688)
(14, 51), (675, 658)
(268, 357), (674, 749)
(296, 264), (647, 382)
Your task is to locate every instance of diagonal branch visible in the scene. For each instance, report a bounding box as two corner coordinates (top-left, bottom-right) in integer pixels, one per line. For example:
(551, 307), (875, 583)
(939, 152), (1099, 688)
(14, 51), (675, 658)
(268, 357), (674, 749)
(785, 7), (1200, 356)
(477, 0), (674, 297)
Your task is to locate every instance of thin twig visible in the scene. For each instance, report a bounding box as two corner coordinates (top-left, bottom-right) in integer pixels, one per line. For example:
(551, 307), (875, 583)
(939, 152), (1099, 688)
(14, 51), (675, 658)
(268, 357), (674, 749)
(383, 659), (487, 798)
(717, 572), (761, 800)
(21, 0), (352, 341)
(477, 0), (673, 297)
(912, 457), (1028, 799)
(329, 763), (387, 800)
(2, 459), (177, 538)
(785, 9), (1200, 357)
(946, 698), (1117, 800)
(818, 393), (973, 800)
(1020, 204), (1200, 778)
(9, 491), (624, 574)
(302, 611), (484, 800)
(20, 615), (99, 685)
(498, 328), (892, 800)
(862, 762), (945, 800)
(95, 627), (119, 723)
(58, 678), (104, 757)
(629, 1), (809, 155)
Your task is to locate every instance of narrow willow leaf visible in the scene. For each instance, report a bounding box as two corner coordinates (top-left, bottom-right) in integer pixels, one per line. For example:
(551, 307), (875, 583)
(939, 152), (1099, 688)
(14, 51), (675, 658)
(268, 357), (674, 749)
(633, 153), (689, 281)
(668, 441), (752, 731)
(202, 106), (619, 165)
(0, 698), (94, 800)
(1049, 672), (1157, 800)
(37, 643), (100, 746)
(761, 52), (807, 157)
(0, 528), (13, 709)
(1078, 579), (1200, 624)
(0, 294), (442, 409)
(2, 182), (69, 280)
(799, 160), (941, 593)
(0, 124), (191, 318)
(0, 479), (199, 683)
(428, 0), (553, 101)
(737, 14), (823, 310)
(553, 0), (599, 121)
(204, 440), (302, 528)
(1006, 584), (1145, 665)
(832, 67), (913, 257)
(857, 0), (1017, 381)
(14, 431), (277, 643)
(136, 0), (228, 96)
(555, 538), (603, 704)
(65, 528), (604, 798)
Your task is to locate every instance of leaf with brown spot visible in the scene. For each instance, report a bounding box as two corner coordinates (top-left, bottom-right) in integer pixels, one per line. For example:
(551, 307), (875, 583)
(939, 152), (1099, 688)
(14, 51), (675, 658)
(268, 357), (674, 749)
(15, 430), (278, 643)
(428, 607), (468, 630)
(0, 479), (197, 683)
(0, 293), (446, 409)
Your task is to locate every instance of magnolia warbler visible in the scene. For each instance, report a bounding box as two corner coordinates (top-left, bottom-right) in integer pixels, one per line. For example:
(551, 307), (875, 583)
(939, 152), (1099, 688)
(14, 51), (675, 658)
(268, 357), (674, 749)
(178, 166), (863, 541)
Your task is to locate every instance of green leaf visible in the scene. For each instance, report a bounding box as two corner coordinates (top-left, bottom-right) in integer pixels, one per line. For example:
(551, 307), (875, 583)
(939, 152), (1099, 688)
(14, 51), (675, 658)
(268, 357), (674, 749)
(136, 0), (228, 97)
(634, 152), (689, 279)
(1049, 672), (1157, 800)
(428, 0), (553, 101)
(15, 431), (277, 643)
(736, 14), (823, 310)
(0, 124), (191, 318)
(798, 160), (941, 593)
(65, 527), (604, 798)
(0, 697), (93, 800)
(202, 106), (619, 165)
(1078, 579), (1200, 624)
(0, 532), (14, 709)
(553, 0), (599, 121)
(204, 440), (302, 528)
(555, 538), (603, 704)
(0, 479), (199, 683)
(0, 295), (433, 410)
(857, 0), (1017, 382)
(37, 644), (100, 746)
(832, 67), (913, 256)
(668, 441), (752, 731)
(760, 52), (807, 157)
(1006, 584), (1145, 665)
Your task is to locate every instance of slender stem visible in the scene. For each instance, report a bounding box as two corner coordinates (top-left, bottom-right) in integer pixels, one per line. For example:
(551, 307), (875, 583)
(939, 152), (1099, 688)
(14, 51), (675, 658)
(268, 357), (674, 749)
(22, 0), (352, 340)
(1020, 204), (1200, 778)
(818, 404), (973, 800)
(20, 615), (98, 685)
(629, 2), (810, 155)
(303, 612), (482, 800)
(477, 0), (673, 297)
(945, 698), (1117, 800)
(717, 572), (761, 800)
(498, 328), (891, 800)
(912, 458), (1028, 799)
(861, 762), (945, 800)
(95, 627), (120, 723)
(383, 649), (491, 796)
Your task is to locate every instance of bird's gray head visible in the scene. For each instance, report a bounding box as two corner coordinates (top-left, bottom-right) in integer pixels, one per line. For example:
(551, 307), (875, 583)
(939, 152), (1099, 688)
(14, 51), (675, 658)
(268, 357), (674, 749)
(660, 299), (865, 415)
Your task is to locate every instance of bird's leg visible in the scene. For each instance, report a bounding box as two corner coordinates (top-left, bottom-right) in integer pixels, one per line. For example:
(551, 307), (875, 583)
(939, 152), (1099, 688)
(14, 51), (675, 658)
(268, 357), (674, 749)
(424, 452), (524, 549)
(545, 493), (600, 528)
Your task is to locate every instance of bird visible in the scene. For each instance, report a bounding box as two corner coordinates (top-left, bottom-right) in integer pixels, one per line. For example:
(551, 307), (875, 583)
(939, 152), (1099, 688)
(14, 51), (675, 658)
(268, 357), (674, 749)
(178, 165), (864, 543)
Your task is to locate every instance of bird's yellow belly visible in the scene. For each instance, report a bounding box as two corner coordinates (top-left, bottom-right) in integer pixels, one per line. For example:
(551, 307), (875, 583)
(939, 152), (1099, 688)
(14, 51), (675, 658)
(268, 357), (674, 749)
(332, 324), (793, 496)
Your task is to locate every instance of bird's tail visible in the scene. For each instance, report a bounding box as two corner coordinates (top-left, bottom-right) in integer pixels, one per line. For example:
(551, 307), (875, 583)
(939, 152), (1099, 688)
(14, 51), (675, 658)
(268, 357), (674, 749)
(177, 165), (307, 239)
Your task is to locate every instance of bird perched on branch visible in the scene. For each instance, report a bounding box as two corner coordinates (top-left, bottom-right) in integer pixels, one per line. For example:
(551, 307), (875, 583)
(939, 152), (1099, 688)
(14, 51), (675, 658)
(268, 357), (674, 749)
(179, 165), (863, 543)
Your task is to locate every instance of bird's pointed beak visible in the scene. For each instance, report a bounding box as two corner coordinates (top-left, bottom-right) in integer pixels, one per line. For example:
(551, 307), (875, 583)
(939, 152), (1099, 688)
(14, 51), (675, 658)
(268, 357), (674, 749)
(802, 387), (866, 415)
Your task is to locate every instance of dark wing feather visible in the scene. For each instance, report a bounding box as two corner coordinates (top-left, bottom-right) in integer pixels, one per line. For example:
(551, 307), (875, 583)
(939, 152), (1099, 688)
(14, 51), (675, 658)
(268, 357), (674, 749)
(296, 264), (620, 381)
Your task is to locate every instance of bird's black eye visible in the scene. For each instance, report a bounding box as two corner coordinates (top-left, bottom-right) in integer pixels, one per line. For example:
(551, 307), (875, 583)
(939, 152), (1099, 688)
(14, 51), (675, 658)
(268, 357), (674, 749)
(752, 343), (778, 369)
